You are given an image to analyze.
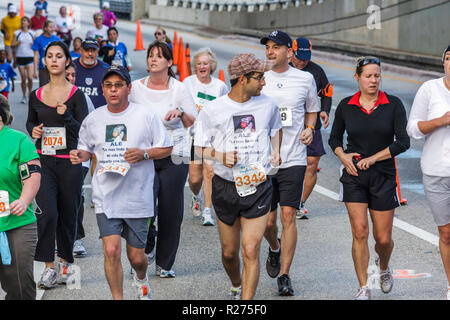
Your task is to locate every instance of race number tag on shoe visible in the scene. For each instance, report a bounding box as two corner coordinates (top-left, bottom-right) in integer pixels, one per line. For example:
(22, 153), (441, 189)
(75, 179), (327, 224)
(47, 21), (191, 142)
(279, 106), (293, 127)
(0, 191), (11, 218)
(232, 163), (266, 197)
(96, 164), (130, 176)
(42, 127), (66, 155)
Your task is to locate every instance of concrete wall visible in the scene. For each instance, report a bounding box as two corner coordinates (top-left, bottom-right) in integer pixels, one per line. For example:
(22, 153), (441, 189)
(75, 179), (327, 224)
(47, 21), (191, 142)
(145, 0), (449, 61)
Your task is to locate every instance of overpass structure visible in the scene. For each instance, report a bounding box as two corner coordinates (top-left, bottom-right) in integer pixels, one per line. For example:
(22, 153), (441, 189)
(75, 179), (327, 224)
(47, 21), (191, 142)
(124, 0), (449, 70)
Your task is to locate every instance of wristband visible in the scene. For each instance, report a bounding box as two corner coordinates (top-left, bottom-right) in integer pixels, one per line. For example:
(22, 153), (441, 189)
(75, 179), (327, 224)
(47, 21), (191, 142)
(306, 125), (315, 133)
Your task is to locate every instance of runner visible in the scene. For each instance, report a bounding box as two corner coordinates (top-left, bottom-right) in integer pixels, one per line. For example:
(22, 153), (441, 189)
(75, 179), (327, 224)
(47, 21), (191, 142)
(101, 2), (117, 29)
(65, 62), (94, 258)
(85, 13), (108, 44)
(129, 41), (197, 278)
(0, 95), (41, 300)
(70, 37), (82, 60)
(153, 27), (172, 50)
(0, 5), (21, 63)
(194, 53), (281, 299)
(184, 47), (228, 226)
(260, 30), (319, 296)
(328, 56), (410, 300)
(290, 38), (333, 219)
(12, 16), (36, 104)
(70, 65), (173, 300)
(26, 41), (88, 290)
(30, 5), (46, 35)
(0, 49), (16, 99)
(104, 27), (132, 71)
(55, 6), (75, 48)
(32, 20), (60, 86)
(407, 45), (450, 300)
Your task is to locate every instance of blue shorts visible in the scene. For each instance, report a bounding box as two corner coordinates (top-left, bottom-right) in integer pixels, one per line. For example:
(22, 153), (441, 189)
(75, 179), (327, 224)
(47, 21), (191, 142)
(307, 129), (326, 157)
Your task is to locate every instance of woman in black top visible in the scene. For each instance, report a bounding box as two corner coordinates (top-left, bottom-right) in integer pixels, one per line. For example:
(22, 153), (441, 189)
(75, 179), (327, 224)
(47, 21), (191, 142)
(26, 41), (88, 290)
(328, 56), (409, 300)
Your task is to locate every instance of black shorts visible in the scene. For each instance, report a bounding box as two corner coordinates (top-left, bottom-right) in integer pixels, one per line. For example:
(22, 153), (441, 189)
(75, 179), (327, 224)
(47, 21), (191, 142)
(339, 166), (400, 211)
(16, 57), (34, 66)
(271, 165), (306, 211)
(211, 175), (273, 226)
(307, 129), (326, 157)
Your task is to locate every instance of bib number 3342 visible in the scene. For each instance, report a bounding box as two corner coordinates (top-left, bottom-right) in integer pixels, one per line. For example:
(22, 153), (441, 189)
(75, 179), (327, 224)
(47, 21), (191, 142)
(232, 163), (266, 197)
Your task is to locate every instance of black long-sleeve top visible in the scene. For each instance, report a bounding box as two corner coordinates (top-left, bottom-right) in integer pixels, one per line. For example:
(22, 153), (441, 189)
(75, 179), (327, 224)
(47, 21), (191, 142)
(26, 86), (88, 156)
(328, 91), (410, 178)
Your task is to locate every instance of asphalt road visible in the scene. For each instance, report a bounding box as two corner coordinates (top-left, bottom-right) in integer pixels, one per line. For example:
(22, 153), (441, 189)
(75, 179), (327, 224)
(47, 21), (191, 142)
(1, 0), (448, 302)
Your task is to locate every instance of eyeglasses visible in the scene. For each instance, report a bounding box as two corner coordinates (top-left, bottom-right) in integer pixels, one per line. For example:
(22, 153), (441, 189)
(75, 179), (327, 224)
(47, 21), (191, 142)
(357, 57), (380, 68)
(247, 75), (265, 82)
(154, 32), (163, 36)
(103, 82), (126, 89)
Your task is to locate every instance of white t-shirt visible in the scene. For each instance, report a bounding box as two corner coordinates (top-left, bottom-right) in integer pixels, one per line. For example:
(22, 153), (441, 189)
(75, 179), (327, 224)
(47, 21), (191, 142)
(194, 94), (282, 182)
(14, 29), (35, 58)
(55, 15), (74, 34)
(81, 93), (95, 170)
(183, 75), (229, 113)
(261, 66), (320, 168)
(85, 25), (108, 41)
(129, 77), (198, 158)
(77, 102), (173, 219)
(407, 77), (450, 177)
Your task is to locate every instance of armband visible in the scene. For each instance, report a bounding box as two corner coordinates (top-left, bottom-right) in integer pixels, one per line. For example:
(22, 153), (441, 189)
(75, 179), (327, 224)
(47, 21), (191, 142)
(19, 164), (41, 181)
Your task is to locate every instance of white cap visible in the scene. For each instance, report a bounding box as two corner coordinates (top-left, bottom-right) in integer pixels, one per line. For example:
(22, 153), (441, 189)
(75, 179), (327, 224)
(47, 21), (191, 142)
(103, 2), (110, 8)
(8, 5), (17, 13)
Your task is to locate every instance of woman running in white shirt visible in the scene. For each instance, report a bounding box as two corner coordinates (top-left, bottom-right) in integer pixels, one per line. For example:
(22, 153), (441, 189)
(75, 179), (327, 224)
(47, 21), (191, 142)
(184, 47), (228, 226)
(407, 45), (450, 300)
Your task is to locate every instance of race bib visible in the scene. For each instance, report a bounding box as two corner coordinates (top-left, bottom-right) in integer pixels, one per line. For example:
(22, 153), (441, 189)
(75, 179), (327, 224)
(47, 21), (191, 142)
(232, 163), (266, 197)
(0, 191), (10, 218)
(96, 164), (130, 176)
(279, 106), (293, 127)
(112, 59), (124, 67)
(42, 127), (66, 155)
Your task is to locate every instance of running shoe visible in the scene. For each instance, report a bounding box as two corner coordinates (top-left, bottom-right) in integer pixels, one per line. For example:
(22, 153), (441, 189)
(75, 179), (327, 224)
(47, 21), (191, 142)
(57, 262), (75, 284)
(266, 239), (281, 278)
(21, 96), (27, 104)
(354, 286), (371, 300)
(277, 274), (294, 296)
(229, 286), (242, 300)
(201, 207), (215, 226)
(375, 256), (393, 294)
(191, 195), (202, 217)
(147, 249), (155, 266)
(134, 275), (152, 300)
(73, 239), (87, 257)
(296, 206), (308, 220)
(155, 264), (161, 277)
(160, 269), (176, 278)
(38, 267), (57, 289)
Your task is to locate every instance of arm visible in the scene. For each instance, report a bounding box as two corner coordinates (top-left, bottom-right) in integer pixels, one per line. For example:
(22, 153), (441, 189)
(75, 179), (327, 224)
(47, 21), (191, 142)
(270, 128), (283, 167)
(57, 90), (89, 138)
(26, 94), (44, 139)
(33, 50), (39, 79)
(9, 159), (41, 216)
(123, 146), (173, 164)
(198, 147), (238, 168)
(300, 112), (317, 145)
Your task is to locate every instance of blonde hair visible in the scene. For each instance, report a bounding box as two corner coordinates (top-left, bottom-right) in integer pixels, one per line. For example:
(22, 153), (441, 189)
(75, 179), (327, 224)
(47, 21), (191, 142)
(192, 47), (218, 75)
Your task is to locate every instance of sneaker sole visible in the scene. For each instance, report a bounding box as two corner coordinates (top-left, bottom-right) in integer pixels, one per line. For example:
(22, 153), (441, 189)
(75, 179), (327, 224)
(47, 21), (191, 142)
(38, 282), (56, 290)
(278, 287), (294, 296)
(160, 274), (175, 278)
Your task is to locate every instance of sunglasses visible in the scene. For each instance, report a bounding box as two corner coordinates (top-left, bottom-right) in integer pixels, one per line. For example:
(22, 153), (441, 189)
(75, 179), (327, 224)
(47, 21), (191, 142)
(154, 32), (163, 36)
(357, 57), (381, 68)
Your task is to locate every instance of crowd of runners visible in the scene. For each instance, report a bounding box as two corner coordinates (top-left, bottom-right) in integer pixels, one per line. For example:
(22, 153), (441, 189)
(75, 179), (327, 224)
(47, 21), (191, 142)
(0, 1), (449, 302)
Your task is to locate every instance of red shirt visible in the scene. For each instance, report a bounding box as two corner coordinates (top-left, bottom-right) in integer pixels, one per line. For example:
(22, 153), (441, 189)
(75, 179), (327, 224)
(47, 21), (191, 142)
(31, 15), (46, 31)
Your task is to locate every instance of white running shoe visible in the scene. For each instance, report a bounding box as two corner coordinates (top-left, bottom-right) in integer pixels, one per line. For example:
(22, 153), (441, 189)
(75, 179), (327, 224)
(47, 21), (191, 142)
(38, 267), (57, 289)
(201, 208), (215, 226)
(134, 275), (152, 300)
(73, 239), (87, 257)
(21, 96), (27, 104)
(375, 256), (393, 294)
(230, 286), (242, 300)
(57, 262), (75, 284)
(191, 195), (202, 217)
(354, 286), (371, 300)
(296, 207), (308, 219)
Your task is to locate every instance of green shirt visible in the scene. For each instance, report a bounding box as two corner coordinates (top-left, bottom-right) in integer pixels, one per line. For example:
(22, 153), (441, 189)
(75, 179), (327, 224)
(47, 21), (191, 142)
(0, 126), (39, 232)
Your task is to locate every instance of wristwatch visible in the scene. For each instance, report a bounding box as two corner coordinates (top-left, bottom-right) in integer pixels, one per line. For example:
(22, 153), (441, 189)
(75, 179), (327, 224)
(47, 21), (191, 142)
(306, 125), (315, 133)
(143, 150), (149, 160)
(176, 107), (184, 118)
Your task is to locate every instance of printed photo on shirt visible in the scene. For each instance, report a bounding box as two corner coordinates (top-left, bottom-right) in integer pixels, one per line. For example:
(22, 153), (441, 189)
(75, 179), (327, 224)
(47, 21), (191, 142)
(106, 124), (127, 143)
(233, 115), (256, 134)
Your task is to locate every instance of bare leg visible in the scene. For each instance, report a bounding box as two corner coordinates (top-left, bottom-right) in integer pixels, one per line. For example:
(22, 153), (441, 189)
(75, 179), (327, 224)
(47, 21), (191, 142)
(102, 235), (123, 300)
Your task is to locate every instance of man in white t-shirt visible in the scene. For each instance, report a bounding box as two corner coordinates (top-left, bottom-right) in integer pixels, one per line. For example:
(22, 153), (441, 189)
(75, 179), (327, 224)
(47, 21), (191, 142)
(260, 30), (320, 296)
(194, 53), (282, 300)
(69, 65), (173, 300)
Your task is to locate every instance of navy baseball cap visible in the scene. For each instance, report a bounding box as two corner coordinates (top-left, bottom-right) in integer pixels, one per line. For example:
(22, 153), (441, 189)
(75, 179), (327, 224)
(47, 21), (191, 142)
(102, 65), (131, 85)
(260, 30), (292, 48)
(81, 39), (99, 50)
(293, 38), (312, 61)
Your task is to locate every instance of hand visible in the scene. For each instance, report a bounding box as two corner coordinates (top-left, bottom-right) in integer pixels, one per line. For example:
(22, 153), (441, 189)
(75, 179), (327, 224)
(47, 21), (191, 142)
(56, 102), (67, 115)
(222, 151), (238, 168)
(32, 123), (44, 139)
(164, 109), (182, 121)
(10, 199), (28, 216)
(320, 111), (329, 129)
(300, 127), (313, 146)
(108, 49), (115, 57)
(124, 148), (144, 164)
(357, 156), (376, 171)
(70, 149), (83, 165)
(5, 33), (10, 41)
(33, 71), (38, 79)
(269, 152), (282, 167)
(440, 111), (450, 127)
(339, 152), (360, 176)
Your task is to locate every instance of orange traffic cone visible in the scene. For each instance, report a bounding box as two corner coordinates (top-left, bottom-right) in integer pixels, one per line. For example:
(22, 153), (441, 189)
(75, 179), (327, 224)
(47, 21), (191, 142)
(394, 158), (407, 205)
(177, 37), (184, 75)
(173, 32), (178, 66)
(134, 20), (145, 51)
(186, 43), (192, 76)
(19, 0), (25, 17)
(179, 43), (189, 82)
(219, 69), (225, 82)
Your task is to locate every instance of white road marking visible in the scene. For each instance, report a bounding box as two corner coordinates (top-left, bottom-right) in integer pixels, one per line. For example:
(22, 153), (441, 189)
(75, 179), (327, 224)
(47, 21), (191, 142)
(313, 184), (440, 247)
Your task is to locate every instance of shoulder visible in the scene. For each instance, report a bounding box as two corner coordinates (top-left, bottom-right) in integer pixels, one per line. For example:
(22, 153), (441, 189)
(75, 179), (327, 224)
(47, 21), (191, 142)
(98, 60), (109, 69)
(337, 95), (354, 109)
